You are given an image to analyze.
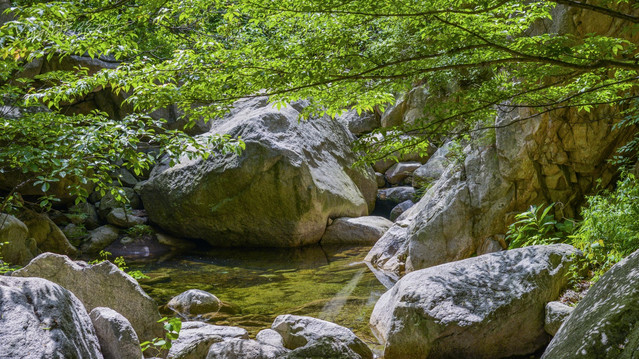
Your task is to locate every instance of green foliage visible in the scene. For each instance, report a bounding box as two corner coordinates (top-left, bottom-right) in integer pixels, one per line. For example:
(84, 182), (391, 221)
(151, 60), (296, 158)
(125, 224), (154, 239)
(0, 241), (19, 274)
(140, 317), (182, 356)
(507, 203), (575, 249)
(572, 173), (639, 281)
(0, 0), (637, 188)
(89, 250), (149, 280)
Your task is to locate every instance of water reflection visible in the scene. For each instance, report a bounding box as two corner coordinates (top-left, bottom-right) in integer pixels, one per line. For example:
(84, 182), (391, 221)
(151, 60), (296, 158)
(132, 244), (390, 346)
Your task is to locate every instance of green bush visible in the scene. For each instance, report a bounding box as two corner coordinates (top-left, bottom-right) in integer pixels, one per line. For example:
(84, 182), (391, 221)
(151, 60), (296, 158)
(507, 203), (575, 249)
(572, 173), (639, 281)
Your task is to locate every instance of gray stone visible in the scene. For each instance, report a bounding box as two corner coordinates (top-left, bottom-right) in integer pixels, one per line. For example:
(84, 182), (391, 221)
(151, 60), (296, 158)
(90, 307), (142, 359)
(321, 216), (393, 245)
(98, 188), (142, 218)
(106, 208), (147, 228)
(389, 200), (414, 222)
(544, 301), (574, 336)
(256, 329), (284, 348)
(63, 223), (89, 243)
(13, 252), (163, 342)
(170, 321), (249, 359)
(19, 209), (78, 256)
(541, 249), (639, 359)
(370, 244), (578, 359)
(138, 98), (376, 247)
(336, 109), (380, 136)
(82, 225), (119, 253)
(206, 338), (289, 359)
(384, 161), (421, 185)
(375, 172), (386, 188)
(113, 168), (139, 187)
(0, 213), (36, 265)
(0, 276), (103, 359)
(168, 289), (222, 317)
(271, 314), (372, 359)
(377, 186), (415, 204)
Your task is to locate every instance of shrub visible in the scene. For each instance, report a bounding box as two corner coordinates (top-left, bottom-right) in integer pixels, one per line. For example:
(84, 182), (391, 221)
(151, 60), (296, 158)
(507, 203), (575, 249)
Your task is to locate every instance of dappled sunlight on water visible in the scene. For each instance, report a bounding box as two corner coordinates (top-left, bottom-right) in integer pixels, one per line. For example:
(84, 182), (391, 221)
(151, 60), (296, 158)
(131, 245), (387, 349)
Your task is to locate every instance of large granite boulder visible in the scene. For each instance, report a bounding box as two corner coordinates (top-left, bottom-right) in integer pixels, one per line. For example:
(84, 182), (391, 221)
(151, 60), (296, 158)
(0, 213), (37, 265)
(12, 252), (163, 342)
(19, 209), (77, 256)
(370, 244), (577, 359)
(90, 307), (142, 359)
(138, 98), (376, 247)
(271, 314), (373, 359)
(541, 249), (639, 359)
(0, 276), (103, 359)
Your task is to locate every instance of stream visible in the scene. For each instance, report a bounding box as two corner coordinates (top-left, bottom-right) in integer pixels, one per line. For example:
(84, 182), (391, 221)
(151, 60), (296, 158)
(130, 245), (390, 351)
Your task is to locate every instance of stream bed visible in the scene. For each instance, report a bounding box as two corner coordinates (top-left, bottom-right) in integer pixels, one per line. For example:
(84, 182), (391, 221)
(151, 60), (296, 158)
(130, 245), (389, 350)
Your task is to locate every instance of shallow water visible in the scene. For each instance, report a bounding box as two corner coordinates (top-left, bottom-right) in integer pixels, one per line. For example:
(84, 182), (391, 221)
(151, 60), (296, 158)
(131, 245), (388, 351)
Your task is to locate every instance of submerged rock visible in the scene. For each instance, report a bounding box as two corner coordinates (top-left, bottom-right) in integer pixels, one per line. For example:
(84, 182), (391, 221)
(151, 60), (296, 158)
(271, 314), (373, 359)
(168, 289), (223, 317)
(0, 276), (103, 359)
(370, 244), (578, 359)
(541, 248), (639, 359)
(12, 252), (163, 342)
(138, 97), (376, 247)
(321, 216), (393, 245)
(90, 307), (142, 359)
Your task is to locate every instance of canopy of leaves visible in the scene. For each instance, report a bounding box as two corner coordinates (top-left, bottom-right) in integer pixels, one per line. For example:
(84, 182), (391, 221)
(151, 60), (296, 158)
(1, 0), (638, 206)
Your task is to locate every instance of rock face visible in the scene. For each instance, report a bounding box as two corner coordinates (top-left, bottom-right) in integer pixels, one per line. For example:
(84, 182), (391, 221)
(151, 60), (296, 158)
(0, 276), (103, 359)
(90, 307), (142, 359)
(138, 98), (376, 247)
(0, 213), (36, 265)
(370, 245), (577, 359)
(168, 289), (222, 317)
(169, 321), (249, 359)
(541, 249), (639, 359)
(544, 301), (574, 336)
(271, 314), (373, 359)
(321, 216), (393, 245)
(366, 6), (636, 274)
(12, 252), (163, 342)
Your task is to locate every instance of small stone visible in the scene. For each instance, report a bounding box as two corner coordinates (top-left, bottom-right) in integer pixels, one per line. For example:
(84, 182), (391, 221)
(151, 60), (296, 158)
(81, 225), (119, 253)
(377, 186), (415, 203)
(375, 172), (386, 188)
(168, 289), (223, 317)
(389, 200), (414, 222)
(170, 321), (249, 359)
(385, 162), (421, 185)
(544, 301), (574, 336)
(106, 208), (147, 228)
(321, 216), (393, 245)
